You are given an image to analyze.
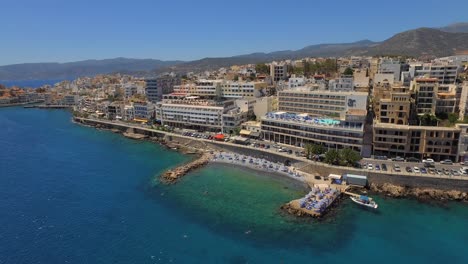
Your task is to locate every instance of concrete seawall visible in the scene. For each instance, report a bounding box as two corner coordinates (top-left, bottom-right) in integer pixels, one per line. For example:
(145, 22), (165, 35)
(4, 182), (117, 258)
(73, 117), (468, 193)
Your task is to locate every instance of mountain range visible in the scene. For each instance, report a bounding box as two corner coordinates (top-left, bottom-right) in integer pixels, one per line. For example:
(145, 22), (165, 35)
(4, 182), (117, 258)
(1, 22), (468, 82)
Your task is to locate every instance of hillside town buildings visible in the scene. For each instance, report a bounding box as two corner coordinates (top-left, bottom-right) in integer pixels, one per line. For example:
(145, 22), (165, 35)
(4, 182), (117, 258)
(5, 54), (468, 162)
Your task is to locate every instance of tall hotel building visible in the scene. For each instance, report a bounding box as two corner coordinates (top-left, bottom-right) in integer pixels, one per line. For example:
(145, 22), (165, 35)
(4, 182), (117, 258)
(261, 88), (368, 154)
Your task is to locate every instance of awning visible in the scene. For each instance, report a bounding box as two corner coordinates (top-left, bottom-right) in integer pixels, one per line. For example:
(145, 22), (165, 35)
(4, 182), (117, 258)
(250, 131), (261, 137)
(328, 174), (342, 180)
(240, 129), (251, 136)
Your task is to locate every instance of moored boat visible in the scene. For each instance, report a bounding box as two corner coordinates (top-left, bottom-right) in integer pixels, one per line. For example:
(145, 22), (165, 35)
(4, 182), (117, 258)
(350, 195), (378, 209)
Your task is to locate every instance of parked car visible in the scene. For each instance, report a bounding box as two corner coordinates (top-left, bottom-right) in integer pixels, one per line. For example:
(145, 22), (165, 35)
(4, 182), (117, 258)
(420, 168), (427, 174)
(423, 158), (435, 163)
(393, 164), (401, 172)
(367, 164), (373, 170)
(428, 168), (436, 174)
(375, 155), (387, 160)
(424, 162), (435, 168)
(436, 169), (443, 175)
(375, 164), (380, 171)
(406, 157), (420, 163)
(451, 169), (460, 176)
(406, 166), (412, 172)
(440, 159), (453, 165)
(278, 148), (287, 153)
(381, 164), (388, 171)
(392, 156), (405, 162)
(413, 167), (420, 173)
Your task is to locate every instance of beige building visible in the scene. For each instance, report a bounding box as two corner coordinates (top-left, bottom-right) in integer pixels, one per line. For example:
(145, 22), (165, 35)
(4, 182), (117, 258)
(373, 122), (460, 161)
(411, 78), (439, 115)
(373, 82), (412, 125)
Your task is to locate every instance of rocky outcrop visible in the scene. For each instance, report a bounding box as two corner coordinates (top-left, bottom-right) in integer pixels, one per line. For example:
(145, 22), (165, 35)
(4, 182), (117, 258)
(370, 183), (468, 201)
(160, 152), (212, 184)
(280, 202), (314, 217)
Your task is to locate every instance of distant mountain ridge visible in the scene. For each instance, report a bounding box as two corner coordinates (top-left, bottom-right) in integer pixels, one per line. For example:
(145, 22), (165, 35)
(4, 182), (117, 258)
(169, 40), (379, 72)
(438, 22), (468, 33)
(0, 58), (183, 81)
(2, 22), (468, 81)
(348, 27), (468, 57)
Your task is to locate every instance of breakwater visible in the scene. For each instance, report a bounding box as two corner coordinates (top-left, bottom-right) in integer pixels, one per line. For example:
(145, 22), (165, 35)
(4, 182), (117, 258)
(160, 152), (212, 184)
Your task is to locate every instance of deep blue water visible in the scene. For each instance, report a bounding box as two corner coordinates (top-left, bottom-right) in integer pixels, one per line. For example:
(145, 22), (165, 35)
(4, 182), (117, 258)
(1, 107), (468, 264)
(0, 79), (69, 88)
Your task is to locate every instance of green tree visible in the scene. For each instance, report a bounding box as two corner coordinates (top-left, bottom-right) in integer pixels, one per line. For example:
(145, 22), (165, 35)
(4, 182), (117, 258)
(339, 148), (361, 167)
(419, 113), (438, 126)
(304, 143), (313, 159)
(293, 67), (304, 75)
(324, 149), (340, 165)
(448, 113), (459, 124)
(311, 144), (326, 155)
(343, 67), (354, 75)
(255, 63), (269, 74)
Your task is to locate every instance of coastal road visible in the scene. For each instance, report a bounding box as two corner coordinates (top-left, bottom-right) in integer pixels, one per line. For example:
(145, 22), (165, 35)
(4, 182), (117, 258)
(76, 117), (468, 181)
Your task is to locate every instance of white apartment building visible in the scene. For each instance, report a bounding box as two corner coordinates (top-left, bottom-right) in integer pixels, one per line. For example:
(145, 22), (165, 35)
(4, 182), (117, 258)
(145, 76), (181, 102)
(173, 80), (266, 99)
(328, 77), (354, 91)
(62, 95), (79, 106)
(173, 80), (223, 97)
(221, 81), (267, 98)
(124, 85), (137, 98)
(377, 59), (401, 82)
(133, 101), (155, 120)
(288, 77), (305, 88)
(408, 62), (461, 84)
(278, 88), (368, 119)
(123, 105), (135, 121)
(155, 96), (249, 132)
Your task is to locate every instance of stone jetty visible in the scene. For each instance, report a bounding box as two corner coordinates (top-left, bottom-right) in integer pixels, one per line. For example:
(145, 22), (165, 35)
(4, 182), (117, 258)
(160, 152), (212, 184)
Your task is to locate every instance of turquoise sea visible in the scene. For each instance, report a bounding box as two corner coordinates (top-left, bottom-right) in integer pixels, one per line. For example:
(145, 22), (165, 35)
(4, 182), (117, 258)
(1, 107), (467, 263)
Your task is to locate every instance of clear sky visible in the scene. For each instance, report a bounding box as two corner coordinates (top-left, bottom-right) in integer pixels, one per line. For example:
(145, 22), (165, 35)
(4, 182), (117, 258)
(2, 0), (468, 65)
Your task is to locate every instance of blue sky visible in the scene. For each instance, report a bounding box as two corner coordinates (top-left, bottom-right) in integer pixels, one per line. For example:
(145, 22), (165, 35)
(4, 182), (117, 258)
(1, 0), (468, 65)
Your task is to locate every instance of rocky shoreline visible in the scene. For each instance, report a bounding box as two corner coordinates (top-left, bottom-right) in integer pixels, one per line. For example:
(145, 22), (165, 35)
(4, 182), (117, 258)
(370, 183), (468, 202)
(72, 117), (468, 203)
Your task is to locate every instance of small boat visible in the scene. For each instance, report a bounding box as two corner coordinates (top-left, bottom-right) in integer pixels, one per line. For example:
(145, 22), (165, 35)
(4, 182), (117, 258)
(350, 195), (378, 209)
